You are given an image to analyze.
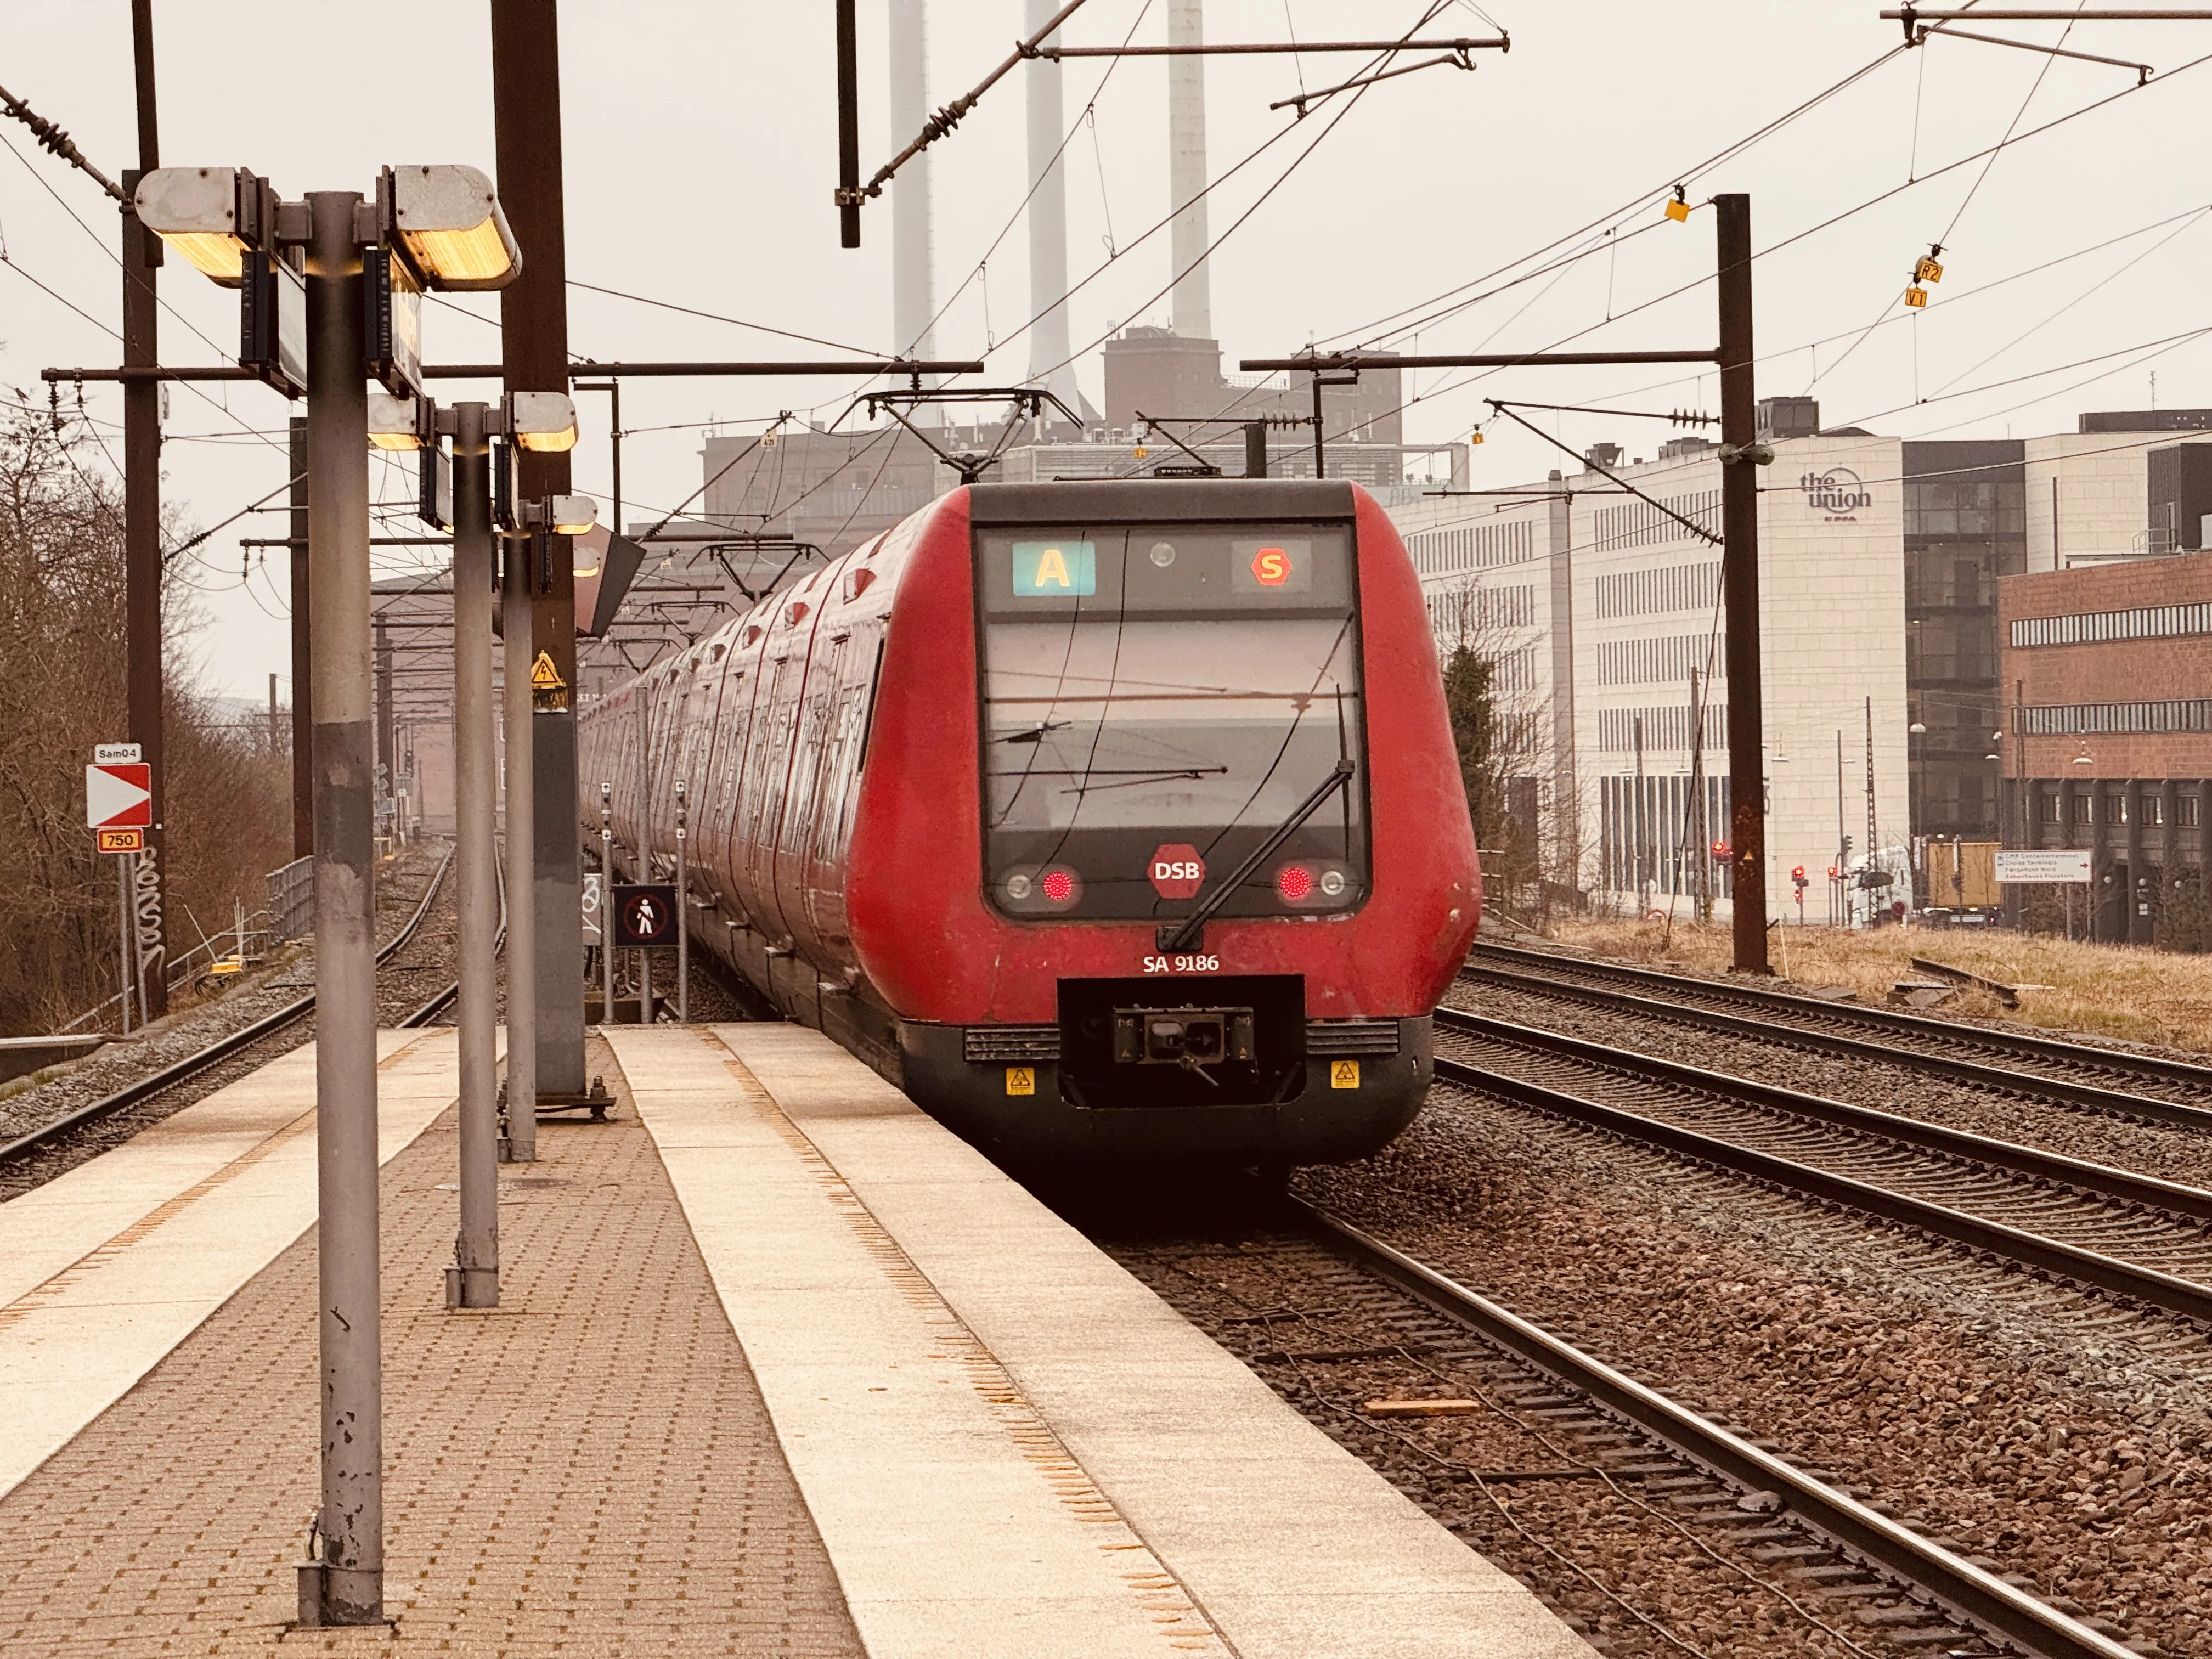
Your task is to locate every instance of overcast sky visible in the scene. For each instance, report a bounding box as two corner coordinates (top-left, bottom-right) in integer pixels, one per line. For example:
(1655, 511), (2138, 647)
(7, 2), (2211, 702)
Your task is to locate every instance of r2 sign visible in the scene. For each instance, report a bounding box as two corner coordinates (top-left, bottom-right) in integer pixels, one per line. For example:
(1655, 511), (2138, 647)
(1148, 842), (1205, 900)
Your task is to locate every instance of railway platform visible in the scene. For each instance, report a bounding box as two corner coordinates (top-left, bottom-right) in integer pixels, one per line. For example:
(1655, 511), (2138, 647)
(0, 1018), (1592, 1658)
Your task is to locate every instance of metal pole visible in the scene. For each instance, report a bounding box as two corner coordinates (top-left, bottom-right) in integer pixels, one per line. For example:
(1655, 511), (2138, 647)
(1311, 375), (1325, 477)
(599, 783), (615, 1023)
(448, 403), (499, 1308)
(675, 780), (689, 1023)
(290, 416), (314, 859)
(501, 532), (537, 1163)
(1716, 192), (1769, 973)
(637, 692), (652, 1025)
(127, 848), (151, 1028)
(492, 0), (585, 1103)
(303, 188), (382, 1627)
(116, 853), (133, 1035)
(122, 0), (167, 1017)
(1245, 421), (1268, 478)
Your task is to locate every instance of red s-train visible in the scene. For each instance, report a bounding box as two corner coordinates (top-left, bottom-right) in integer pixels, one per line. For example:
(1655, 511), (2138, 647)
(580, 478), (1479, 1170)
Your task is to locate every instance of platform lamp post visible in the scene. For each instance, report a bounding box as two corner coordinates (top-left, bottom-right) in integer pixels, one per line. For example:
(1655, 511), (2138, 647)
(366, 391), (586, 1289)
(136, 162), (521, 1630)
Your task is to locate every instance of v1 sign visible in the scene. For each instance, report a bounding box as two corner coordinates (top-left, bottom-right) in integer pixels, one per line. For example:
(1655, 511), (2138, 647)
(87, 762), (154, 830)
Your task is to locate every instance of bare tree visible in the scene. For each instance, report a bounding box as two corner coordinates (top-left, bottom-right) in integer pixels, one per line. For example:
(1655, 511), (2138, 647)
(1430, 583), (1582, 928)
(0, 404), (292, 1034)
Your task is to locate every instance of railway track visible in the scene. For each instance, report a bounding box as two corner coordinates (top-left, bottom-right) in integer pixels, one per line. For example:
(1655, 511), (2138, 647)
(1463, 940), (2212, 1130)
(1432, 1003), (2212, 1333)
(1285, 1200), (2144, 1659)
(0, 848), (460, 1172)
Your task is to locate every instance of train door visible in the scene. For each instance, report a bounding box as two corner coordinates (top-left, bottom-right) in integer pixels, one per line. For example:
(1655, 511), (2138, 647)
(774, 630), (850, 966)
(799, 623), (882, 964)
(738, 646), (806, 947)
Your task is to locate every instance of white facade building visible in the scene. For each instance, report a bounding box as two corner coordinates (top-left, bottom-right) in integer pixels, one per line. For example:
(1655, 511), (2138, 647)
(1390, 435), (1911, 920)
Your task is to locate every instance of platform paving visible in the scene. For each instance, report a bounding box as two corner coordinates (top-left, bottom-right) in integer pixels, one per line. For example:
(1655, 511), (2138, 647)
(615, 1021), (1594, 1659)
(0, 1032), (862, 1656)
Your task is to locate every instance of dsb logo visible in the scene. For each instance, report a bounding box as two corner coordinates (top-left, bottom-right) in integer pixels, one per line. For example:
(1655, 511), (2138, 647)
(1148, 843), (1206, 900)
(1249, 546), (1292, 585)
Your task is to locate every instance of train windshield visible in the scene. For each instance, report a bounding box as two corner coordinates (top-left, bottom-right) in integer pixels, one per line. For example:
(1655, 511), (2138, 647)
(976, 522), (1368, 922)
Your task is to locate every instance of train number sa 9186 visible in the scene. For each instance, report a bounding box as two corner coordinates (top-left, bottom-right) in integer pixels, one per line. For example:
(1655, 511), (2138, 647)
(1142, 953), (1221, 974)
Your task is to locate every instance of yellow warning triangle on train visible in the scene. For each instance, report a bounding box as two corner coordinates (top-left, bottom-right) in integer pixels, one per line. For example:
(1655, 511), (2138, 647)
(529, 651), (565, 690)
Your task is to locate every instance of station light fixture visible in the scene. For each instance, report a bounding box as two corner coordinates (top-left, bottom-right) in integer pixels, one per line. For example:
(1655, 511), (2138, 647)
(366, 392), (432, 452)
(383, 165), (522, 290)
(521, 494), (600, 537)
(507, 390), (579, 452)
(132, 166), (275, 286)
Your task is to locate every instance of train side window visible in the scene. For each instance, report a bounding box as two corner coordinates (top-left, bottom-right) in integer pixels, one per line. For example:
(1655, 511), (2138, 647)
(855, 637), (887, 773)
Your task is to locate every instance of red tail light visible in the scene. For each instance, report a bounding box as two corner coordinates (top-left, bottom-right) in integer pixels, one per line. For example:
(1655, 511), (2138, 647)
(1276, 865), (1314, 901)
(1041, 868), (1075, 903)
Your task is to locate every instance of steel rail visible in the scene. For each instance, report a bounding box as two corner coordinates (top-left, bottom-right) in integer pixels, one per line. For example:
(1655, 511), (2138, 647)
(0, 848), (454, 1167)
(1468, 939), (2212, 1109)
(1438, 1006), (2212, 1222)
(1294, 1199), (2141, 1659)
(1427, 1046), (2212, 1327)
(394, 850), (505, 1030)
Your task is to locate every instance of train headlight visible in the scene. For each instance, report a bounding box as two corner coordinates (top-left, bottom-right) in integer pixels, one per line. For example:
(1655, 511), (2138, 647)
(1276, 865), (1314, 902)
(1319, 868), (1346, 898)
(1006, 873), (1034, 901)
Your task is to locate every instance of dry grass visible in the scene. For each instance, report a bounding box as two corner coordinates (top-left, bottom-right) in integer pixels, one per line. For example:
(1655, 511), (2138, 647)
(1532, 916), (2212, 1059)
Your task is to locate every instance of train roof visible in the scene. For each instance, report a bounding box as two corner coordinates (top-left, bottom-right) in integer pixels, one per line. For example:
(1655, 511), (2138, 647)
(966, 478), (1358, 527)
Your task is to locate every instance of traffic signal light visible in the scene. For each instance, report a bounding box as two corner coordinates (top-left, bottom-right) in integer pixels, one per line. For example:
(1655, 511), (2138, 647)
(1791, 865), (1808, 888)
(1709, 840), (1730, 861)
(1826, 866), (1838, 880)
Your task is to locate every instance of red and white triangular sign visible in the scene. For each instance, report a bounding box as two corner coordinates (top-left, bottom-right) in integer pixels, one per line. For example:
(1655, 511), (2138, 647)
(86, 763), (153, 830)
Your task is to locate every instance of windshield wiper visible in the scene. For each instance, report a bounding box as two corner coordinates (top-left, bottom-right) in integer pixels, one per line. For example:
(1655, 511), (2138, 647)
(1157, 758), (1355, 955)
(996, 720), (1071, 745)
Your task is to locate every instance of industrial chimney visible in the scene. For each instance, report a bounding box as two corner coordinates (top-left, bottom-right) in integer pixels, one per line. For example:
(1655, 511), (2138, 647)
(1026, 0), (1090, 424)
(1167, 0), (1212, 341)
(889, 0), (937, 368)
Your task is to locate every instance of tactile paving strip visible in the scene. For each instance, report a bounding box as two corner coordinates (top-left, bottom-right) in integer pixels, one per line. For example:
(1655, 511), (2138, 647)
(0, 1045), (864, 1657)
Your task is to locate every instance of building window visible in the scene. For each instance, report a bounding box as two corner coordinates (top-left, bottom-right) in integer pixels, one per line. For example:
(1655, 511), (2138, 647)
(2011, 601), (2212, 648)
(2145, 795), (2164, 826)
(2040, 793), (2061, 824)
(2071, 794), (2093, 825)
(2185, 795), (2202, 828)
(2018, 699), (2212, 736)
(2109, 792), (2129, 825)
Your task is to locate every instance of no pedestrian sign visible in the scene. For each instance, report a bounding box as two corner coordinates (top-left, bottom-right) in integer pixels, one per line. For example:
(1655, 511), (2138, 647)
(611, 883), (679, 949)
(86, 761), (153, 831)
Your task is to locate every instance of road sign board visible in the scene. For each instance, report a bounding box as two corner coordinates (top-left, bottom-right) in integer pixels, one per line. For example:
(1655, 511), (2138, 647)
(86, 762), (153, 830)
(97, 827), (145, 854)
(93, 742), (142, 764)
(1994, 849), (2092, 884)
(610, 883), (679, 949)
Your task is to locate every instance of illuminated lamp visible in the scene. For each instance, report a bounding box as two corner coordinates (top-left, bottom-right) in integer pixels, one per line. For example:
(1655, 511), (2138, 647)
(133, 167), (271, 286)
(385, 165), (522, 290)
(366, 391), (430, 452)
(1277, 865), (1314, 902)
(507, 390), (579, 453)
(1040, 868), (1078, 904)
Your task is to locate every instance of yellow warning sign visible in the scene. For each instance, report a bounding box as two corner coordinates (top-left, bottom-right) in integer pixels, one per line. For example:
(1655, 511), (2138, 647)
(1005, 1065), (1036, 1097)
(1329, 1059), (1360, 1090)
(530, 650), (569, 712)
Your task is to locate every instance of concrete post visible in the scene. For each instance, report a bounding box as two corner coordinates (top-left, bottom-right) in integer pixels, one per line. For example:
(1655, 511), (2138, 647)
(303, 188), (382, 1626)
(599, 782), (615, 1023)
(501, 533), (537, 1162)
(448, 403), (499, 1306)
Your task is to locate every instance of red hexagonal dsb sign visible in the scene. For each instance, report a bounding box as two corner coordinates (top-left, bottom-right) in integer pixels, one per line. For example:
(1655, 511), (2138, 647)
(1148, 843), (1206, 900)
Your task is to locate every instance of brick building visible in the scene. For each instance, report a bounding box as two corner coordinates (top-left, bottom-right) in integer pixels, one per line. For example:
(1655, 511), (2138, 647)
(1999, 551), (2212, 942)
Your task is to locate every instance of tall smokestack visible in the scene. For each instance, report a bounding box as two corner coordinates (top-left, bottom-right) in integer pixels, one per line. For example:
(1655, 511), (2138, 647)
(1026, 0), (1086, 420)
(889, 0), (936, 365)
(1167, 0), (1212, 341)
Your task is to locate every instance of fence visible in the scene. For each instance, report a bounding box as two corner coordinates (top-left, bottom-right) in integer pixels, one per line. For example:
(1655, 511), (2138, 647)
(267, 856), (315, 945)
